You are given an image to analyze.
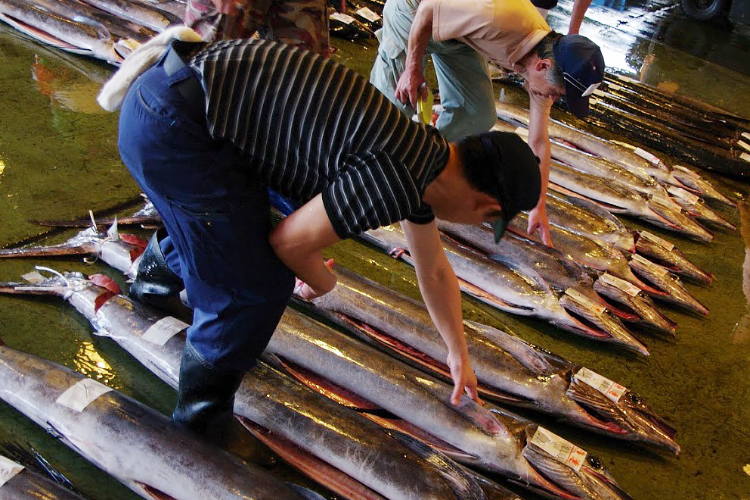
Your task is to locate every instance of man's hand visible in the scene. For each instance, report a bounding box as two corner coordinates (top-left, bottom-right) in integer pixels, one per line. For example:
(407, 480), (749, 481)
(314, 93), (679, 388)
(395, 69), (428, 110)
(211, 0), (239, 15)
(447, 350), (481, 405)
(527, 204), (553, 246)
(293, 259), (335, 301)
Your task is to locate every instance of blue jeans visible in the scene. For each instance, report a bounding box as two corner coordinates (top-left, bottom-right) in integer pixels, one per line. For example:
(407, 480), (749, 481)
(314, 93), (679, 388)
(118, 57), (295, 372)
(369, 0), (496, 141)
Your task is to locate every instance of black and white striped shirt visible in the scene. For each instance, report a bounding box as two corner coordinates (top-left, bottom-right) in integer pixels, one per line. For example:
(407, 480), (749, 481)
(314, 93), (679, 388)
(186, 39), (450, 238)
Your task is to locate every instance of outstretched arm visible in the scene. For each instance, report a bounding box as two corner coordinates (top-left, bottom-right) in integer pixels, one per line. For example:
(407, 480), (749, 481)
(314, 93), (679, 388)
(525, 92), (553, 246)
(269, 194), (339, 300)
(395, 0), (436, 108)
(568, 0), (592, 34)
(402, 220), (480, 405)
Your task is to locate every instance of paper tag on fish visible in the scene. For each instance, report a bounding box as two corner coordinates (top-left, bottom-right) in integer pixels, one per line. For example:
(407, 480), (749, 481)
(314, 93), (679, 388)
(330, 12), (356, 24)
(632, 253), (668, 277)
(633, 147), (660, 165)
(640, 231), (675, 251)
(355, 7), (380, 21)
(593, 88), (606, 97)
(574, 367), (626, 403)
(0, 456), (23, 488)
(56, 378), (112, 413)
(741, 152), (750, 163)
(667, 186), (700, 205)
(21, 271), (45, 284)
(564, 288), (606, 315)
(673, 165), (700, 178)
(530, 427), (587, 472)
(599, 273), (641, 297)
(743, 132), (750, 141)
(142, 316), (189, 346)
(514, 126), (529, 138)
(738, 140), (750, 153)
(607, 83), (621, 91)
(649, 194), (680, 212)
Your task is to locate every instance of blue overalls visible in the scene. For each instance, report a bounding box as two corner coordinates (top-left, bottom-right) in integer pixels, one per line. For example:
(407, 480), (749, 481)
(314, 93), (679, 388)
(117, 50), (295, 373)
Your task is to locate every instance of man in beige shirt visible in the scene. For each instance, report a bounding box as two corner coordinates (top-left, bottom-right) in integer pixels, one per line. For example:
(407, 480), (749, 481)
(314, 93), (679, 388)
(370, 0), (604, 245)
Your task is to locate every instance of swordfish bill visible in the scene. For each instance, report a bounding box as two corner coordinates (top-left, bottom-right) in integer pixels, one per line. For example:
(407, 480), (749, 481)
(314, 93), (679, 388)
(303, 264), (680, 454)
(265, 309), (635, 500)
(0, 338), (309, 500)
(362, 224), (649, 355)
(0, 271), (486, 500)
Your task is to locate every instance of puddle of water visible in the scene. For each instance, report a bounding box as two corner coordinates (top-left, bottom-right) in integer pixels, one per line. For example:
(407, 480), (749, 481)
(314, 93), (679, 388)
(0, 6), (750, 500)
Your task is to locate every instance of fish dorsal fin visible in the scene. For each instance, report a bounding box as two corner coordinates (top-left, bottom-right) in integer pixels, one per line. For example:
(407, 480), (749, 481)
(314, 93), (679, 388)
(107, 217), (120, 241)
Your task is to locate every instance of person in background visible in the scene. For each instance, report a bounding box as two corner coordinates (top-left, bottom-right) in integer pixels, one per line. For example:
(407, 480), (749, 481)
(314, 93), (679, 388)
(370, 0), (604, 246)
(532, 0), (593, 34)
(184, 0), (330, 55)
(97, 28), (542, 448)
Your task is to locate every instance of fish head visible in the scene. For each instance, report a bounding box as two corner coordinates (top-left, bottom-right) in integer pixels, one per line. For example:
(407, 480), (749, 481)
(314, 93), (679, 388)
(566, 370), (679, 454)
(521, 426), (632, 500)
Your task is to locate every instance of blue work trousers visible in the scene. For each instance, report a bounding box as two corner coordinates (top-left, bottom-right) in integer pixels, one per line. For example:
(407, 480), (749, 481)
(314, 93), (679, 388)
(369, 0), (497, 141)
(117, 59), (295, 373)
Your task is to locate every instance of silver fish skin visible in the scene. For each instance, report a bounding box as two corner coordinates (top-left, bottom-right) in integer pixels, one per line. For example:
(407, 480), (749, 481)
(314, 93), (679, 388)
(628, 255), (709, 316)
(1, 272), (481, 500)
(267, 308), (633, 500)
(670, 165), (736, 208)
(645, 196), (713, 243)
(667, 187), (736, 231)
(0, 0), (121, 62)
(362, 224), (648, 353)
(307, 264), (679, 453)
(0, 338), (307, 500)
(0, 463), (86, 500)
(77, 0), (180, 31)
(593, 273), (677, 336)
(435, 220), (650, 341)
(546, 192), (635, 254)
(635, 231), (714, 285)
(0, 223), (146, 278)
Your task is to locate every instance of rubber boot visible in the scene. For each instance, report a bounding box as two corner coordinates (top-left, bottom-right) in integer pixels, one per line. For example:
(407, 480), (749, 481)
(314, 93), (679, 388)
(173, 344), (276, 466)
(129, 229), (185, 311)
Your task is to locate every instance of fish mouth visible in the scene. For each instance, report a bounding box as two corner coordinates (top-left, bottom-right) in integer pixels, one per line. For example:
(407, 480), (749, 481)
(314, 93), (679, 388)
(567, 380), (680, 454)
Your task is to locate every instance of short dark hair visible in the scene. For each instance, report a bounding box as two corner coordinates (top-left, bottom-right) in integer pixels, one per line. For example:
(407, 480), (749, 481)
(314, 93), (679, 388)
(533, 31), (564, 88)
(456, 132), (542, 223)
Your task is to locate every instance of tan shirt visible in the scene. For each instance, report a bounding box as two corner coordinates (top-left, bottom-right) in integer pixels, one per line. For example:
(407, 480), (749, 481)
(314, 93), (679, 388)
(432, 0), (550, 69)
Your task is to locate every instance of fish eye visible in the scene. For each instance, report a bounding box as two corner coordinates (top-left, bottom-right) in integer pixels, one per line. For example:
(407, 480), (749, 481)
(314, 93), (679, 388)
(628, 392), (642, 404)
(587, 455), (602, 469)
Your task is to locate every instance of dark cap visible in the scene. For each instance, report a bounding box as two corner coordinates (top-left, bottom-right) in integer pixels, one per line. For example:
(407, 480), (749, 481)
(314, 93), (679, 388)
(553, 34), (605, 118)
(478, 132), (541, 242)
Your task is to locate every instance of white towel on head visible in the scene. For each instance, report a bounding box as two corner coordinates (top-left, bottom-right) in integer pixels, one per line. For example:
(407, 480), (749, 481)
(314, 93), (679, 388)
(97, 26), (203, 112)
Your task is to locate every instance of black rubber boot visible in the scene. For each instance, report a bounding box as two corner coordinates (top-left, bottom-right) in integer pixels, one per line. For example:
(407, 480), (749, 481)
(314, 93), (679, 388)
(173, 344), (276, 465)
(129, 229), (185, 311)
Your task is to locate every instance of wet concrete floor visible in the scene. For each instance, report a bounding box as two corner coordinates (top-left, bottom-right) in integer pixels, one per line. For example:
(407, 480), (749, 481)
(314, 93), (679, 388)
(0, 0), (750, 498)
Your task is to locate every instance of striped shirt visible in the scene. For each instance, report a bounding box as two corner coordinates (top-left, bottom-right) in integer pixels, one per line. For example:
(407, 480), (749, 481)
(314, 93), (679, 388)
(184, 39), (450, 239)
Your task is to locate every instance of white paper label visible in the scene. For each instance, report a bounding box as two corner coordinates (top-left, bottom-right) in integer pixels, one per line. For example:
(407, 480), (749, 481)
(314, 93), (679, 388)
(742, 132), (750, 141)
(530, 427), (587, 472)
(56, 379), (112, 412)
(632, 253), (668, 277)
(142, 316), (189, 346)
(21, 271), (45, 284)
(0, 456), (23, 488)
(640, 230), (675, 251)
(634, 147), (660, 164)
(564, 288), (606, 315)
(574, 367), (626, 403)
(355, 7), (380, 22)
(514, 126), (529, 138)
(668, 185), (700, 205)
(330, 12), (356, 24)
(607, 83), (621, 91)
(649, 194), (681, 211)
(593, 88), (606, 97)
(738, 140), (750, 153)
(742, 152), (750, 163)
(599, 273), (641, 297)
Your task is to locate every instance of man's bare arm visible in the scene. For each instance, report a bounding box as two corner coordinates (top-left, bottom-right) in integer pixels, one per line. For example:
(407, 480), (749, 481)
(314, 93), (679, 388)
(568, 0), (593, 34)
(402, 220), (480, 404)
(395, 0), (436, 108)
(526, 92), (553, 246)
(269, 194), (340, 299)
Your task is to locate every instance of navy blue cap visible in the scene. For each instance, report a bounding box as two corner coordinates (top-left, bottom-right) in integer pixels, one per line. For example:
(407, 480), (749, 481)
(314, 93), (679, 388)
(478, 132), (541, 242)
(553, 35), (605, 118)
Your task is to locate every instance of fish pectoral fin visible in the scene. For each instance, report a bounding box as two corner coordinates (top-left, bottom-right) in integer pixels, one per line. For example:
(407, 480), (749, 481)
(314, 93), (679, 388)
(136, 482), (176, 500)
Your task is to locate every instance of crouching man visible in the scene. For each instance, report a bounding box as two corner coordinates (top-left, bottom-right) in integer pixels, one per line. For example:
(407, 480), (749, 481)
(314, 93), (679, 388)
(98, 28), (541, 444)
